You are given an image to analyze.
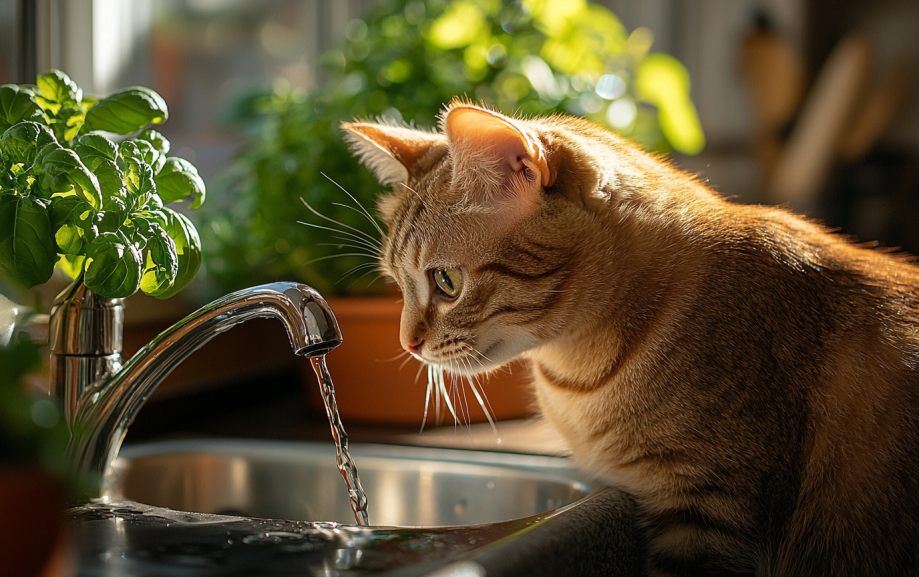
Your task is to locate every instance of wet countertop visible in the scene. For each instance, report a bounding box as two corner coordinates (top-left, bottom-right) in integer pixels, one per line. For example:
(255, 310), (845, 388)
(71, 489), (641, 577)
(70, 369), (644, 576)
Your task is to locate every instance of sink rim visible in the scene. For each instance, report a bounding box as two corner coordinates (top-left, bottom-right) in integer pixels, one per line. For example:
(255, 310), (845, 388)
(108, 438), (599, 527)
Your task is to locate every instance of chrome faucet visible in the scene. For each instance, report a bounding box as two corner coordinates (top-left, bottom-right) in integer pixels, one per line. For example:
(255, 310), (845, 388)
(47, 278), (343, 493)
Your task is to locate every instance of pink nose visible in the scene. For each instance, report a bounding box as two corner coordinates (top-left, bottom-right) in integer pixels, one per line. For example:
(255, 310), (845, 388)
(402, 337), (424, 355)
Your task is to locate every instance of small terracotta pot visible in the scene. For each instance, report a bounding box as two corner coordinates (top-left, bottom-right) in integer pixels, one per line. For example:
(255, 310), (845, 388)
(303, 297), (536, 425)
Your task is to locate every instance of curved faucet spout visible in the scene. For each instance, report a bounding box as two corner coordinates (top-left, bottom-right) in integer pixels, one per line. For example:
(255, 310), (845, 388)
(57, 282), (342, 492)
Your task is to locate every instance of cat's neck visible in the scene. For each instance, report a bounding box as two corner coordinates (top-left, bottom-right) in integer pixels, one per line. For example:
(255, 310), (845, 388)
(525, 177), (712, 390)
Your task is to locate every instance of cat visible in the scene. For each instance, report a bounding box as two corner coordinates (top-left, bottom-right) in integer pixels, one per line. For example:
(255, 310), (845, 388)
(340, 100), (919, 576)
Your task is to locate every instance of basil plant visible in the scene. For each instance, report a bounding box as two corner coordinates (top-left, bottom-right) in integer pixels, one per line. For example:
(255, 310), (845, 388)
(0, 70), (204, 299)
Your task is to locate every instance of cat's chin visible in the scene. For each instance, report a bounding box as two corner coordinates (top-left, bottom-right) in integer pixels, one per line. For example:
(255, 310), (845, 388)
(421, 339), (533, 376)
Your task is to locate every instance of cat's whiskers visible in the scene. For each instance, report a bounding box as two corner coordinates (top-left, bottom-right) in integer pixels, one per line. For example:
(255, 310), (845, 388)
(298, 220), (379, 250)
(430, 353), (497, 435)
(465, 365), (498, 435)
(300, 199), (382, 248)
(321, 172), (385, 237)
(437, 366), (458, 426)
(433, 365), (442, 425)
(338, 261), (379, 277)
(398, 182), (427, 208)
(330, 233), (382, 255)
(421, 364), (434, 433)
(454, 358), (473, 430)
(342, 268), (384, 291)
(317, 241), (379, 257)
(398, 351), (415, 372)
(458, 356), (498, 434)
(302, 252), (376, 267)
(467, 344), (495, 366)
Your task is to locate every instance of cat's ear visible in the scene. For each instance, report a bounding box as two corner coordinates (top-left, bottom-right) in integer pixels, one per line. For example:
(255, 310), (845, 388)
(341, 122), (447, 186)
(442, 103), (554, 215)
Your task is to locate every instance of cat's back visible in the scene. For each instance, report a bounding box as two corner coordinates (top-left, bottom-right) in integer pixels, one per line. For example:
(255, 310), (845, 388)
(659, 200), (919, 574)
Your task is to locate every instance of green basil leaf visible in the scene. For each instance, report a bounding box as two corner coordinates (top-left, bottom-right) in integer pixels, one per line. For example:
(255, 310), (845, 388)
(139, 220), (179, 296)
(154, 157), (206, 208)
(142, 193), (163, 211)
(56, 106), (86, 142)
(49, 195), (94, 255)
(137, 129), (170, 158)
(78, 96), (98, 114)
(0, 121), (57, 166)
(118, 142), (156, 203)
(50, 195), (93, 230)
(92, 210), (123, 235)
(117, 139), (142, 163)
(0, 194), (56, 287)
(36, 70), (82, 108)
(55, 222), (83, 255)
(148, 208), (200, 299)
(125, 159), (155, 199)
(101, 190), (129, 223)
(55, 253), (85, 280)
(73, 135), (124, 198)
(128, 138), (163, 173)
(83, 87), (168, 135)
(87, 158), (125, 198)
(0, 85), (43, 133)
(73, 133), (119, 166)
(83, 231), (142, 298)
(33, 144), (103, 209)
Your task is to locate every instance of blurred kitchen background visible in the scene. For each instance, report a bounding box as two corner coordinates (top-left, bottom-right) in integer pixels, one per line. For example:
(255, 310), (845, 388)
(2, 0), (916, 245)
(1, 0), (917, 436)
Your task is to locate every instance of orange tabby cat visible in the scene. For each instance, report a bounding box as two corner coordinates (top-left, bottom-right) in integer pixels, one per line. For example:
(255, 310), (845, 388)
(341, 101), (919, 576)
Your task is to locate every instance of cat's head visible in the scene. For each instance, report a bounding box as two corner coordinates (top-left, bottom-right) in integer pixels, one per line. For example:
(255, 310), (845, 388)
(341, 102), (602, 375)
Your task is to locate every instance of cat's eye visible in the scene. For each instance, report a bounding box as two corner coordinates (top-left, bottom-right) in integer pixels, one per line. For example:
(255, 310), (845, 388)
(432, 267), (463, 299)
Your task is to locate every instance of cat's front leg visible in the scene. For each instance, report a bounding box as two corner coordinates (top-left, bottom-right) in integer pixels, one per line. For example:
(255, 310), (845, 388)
(641, 512), (758, 577)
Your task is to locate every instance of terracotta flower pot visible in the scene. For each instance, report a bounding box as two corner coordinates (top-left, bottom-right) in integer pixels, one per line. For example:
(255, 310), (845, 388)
(303, 297), (535, 425)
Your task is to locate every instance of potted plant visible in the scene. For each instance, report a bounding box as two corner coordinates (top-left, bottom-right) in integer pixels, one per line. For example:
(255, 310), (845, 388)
(0, 335), (84, 576)
(201, 0), (704, 425)
(0, 70), (205, 303)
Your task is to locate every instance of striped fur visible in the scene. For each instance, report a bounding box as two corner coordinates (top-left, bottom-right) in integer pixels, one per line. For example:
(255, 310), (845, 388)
(342, 102), (919, 576)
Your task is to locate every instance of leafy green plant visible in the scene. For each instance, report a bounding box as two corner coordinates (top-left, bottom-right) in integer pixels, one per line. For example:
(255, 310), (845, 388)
(202, 0), (703, 296)
(0, 70), (205, 299)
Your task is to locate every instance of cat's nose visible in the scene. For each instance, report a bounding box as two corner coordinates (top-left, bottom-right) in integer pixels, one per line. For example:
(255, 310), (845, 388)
(402, 337), (424, 355)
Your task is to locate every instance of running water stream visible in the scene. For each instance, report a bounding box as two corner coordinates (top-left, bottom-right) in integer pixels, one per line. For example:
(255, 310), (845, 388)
(309, 355), (370, 526)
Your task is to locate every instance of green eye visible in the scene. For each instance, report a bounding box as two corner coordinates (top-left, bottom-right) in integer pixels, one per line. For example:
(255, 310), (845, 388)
(432, 267), (463, 298)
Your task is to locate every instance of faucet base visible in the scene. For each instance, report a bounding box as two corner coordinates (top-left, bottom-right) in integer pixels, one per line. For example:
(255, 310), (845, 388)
(51, 354), (122, 426)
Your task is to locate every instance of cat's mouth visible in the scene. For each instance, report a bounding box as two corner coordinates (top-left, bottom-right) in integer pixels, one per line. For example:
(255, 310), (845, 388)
(418, 340), (506, 376)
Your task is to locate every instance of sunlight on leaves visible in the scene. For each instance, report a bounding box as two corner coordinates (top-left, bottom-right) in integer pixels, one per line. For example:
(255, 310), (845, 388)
(429, 2), (487, 50)
(636, 54), (705, 154)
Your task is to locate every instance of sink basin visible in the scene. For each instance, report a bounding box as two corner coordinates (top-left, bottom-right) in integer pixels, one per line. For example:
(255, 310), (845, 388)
(75, 439), (643, 576)
(108, 439), (594, 527)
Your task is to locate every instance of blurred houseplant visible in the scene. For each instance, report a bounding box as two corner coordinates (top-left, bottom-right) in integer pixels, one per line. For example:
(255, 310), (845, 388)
(203, 0), (704, 297)
(0, 70), (206, 301)
(203, 0), (705, 424)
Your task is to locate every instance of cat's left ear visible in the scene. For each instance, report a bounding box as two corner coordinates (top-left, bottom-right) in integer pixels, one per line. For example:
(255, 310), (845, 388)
(442, 103), (554, 213)
(341, 122), (447, 186)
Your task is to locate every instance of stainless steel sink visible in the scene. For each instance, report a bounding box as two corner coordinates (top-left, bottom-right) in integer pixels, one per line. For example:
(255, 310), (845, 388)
(108, 439), (594, 527)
